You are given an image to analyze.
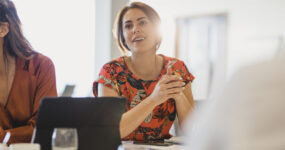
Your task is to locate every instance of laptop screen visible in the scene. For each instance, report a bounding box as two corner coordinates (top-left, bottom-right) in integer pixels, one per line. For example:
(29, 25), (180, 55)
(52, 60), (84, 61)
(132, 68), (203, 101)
(32, 97), (126, 150)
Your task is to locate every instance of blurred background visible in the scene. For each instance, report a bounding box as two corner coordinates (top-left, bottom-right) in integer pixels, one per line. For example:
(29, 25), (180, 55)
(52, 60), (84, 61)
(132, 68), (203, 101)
(13, 0), (285, 99)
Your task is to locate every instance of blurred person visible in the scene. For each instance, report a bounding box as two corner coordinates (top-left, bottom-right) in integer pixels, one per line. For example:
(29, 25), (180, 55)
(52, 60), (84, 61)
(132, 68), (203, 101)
(93, 2), (195, 141)
(0, 0), (57, 144)
(185, 53), (285, 150)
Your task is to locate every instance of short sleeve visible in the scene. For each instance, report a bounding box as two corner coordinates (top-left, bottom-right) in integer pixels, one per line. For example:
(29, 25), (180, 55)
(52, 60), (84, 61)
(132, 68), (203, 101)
(93, 63), (120, 97)
(173, 60), (195, 85)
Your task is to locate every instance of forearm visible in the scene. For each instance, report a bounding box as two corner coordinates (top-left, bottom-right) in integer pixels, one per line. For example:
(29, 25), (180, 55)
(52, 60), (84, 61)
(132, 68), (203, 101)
(1, 107), (36, 144)
(0, 124), (34, 144)
(175, 93), (194, 125)
(120, 97), (156, 138)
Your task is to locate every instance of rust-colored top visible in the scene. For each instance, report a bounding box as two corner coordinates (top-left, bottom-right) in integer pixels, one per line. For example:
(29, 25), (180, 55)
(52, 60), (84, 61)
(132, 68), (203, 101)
(0, 53), (57, 144)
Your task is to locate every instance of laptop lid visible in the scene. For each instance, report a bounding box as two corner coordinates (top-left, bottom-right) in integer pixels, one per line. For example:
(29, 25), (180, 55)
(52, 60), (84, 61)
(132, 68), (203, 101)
(32, 97), (126, 150)
(60, 85), (75, 97)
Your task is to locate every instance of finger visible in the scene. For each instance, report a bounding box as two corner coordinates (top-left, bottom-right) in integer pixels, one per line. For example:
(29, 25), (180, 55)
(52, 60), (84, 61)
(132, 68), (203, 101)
(159, 86), (180, 94)
(160, 75), (182, 84)
(166, 87), (183, 95)
(168, 93), (183, 99)
(166, 81), (185, 89)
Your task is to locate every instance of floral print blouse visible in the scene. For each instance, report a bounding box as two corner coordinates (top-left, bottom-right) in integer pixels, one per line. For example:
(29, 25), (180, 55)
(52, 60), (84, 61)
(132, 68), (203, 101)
(93, 54), (194, 141)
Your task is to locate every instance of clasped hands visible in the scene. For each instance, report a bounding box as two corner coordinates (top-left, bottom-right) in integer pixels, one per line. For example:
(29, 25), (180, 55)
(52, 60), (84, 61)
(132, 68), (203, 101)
(149, 67), (185, 106)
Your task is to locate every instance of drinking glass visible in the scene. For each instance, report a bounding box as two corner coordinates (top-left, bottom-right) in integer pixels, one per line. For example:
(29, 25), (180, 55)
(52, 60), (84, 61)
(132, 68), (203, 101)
(52, 128), (78, 150)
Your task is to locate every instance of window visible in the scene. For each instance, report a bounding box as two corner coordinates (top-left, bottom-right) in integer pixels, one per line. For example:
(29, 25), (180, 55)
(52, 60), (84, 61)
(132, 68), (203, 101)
(177, 15), (227, 100)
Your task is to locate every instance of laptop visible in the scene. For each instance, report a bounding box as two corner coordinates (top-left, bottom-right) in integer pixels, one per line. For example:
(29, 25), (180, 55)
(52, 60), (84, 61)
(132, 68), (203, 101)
(60, 85), (75, 97)
(32, 97), (126, 150)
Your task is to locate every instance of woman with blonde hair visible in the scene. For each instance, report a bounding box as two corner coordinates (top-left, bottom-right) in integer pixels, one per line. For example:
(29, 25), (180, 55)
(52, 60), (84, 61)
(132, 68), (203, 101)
(94, 2), (195, 141)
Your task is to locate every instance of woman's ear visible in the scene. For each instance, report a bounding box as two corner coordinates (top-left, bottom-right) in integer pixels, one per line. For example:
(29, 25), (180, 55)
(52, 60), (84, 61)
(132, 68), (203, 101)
(0, 22), (9, 38)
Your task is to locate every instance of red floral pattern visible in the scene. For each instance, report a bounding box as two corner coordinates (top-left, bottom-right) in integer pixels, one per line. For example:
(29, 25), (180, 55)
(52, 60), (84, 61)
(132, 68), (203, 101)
(93, 54), (194, 141)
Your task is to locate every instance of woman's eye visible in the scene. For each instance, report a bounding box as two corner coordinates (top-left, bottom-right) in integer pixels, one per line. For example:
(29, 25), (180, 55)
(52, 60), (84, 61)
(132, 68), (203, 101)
(139, 21), (146, 26)
(124, 24), (133, 29)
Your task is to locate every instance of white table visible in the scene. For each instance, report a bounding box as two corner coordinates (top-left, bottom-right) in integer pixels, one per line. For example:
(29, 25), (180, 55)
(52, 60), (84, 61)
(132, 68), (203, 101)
(120, 140), (186, 150)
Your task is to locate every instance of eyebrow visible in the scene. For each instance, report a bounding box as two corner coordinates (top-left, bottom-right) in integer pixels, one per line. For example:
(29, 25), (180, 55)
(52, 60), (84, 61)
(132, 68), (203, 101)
(124, 17), (146, 24)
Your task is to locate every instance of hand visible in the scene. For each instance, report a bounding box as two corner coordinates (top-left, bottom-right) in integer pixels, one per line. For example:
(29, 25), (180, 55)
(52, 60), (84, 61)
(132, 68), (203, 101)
(149, 67), (185, 106)
(166, 67), (186, 101)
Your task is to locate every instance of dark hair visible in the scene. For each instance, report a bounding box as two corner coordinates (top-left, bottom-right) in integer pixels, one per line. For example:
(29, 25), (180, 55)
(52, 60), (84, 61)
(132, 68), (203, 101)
(0, 0), (35, 59)
(113, 2), (161, 54)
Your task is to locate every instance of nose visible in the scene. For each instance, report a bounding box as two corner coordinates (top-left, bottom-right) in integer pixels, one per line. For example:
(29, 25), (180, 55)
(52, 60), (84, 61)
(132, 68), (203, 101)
(132, 24), (141, 34)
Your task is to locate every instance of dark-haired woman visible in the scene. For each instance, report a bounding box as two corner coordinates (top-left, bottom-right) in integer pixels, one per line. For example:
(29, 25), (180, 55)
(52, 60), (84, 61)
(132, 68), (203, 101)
(93, 2), (195, 141)
(0, 0), (57, 144)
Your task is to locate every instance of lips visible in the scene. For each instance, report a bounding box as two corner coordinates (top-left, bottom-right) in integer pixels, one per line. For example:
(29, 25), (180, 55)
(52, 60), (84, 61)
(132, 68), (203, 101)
(132, 37), (145, 42)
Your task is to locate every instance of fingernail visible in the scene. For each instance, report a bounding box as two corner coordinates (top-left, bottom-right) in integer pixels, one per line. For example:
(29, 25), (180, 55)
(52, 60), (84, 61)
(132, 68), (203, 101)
(182, 87), (185, 90)
(180, 92), (183, 95)
(182, 82), (186, 86)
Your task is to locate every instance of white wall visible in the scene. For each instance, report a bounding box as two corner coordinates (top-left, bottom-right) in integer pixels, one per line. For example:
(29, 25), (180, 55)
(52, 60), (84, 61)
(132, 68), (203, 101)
(94, 0), (111, 80)
(110, 0), (129, 59)
(133, 0), (285, 78)
(95, 0), (129, 80)
(15, 0), (95, 96)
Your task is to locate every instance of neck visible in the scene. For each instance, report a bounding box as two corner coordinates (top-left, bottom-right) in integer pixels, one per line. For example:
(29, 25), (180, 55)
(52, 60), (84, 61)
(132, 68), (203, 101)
(0, 42), (5, 75)
(0, 39), (5, 71)
(129, 51), (162, 80)
(0, 40), (14, 74)
(131, 51), (156, 66)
